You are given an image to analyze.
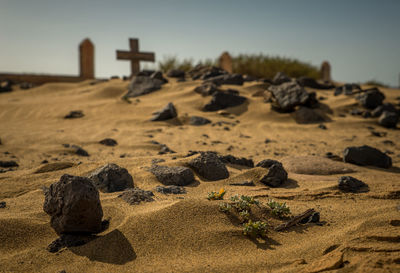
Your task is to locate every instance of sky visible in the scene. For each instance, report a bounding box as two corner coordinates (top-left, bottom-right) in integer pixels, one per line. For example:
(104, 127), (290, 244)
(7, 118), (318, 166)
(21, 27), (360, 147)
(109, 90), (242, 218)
(1, 0), (399, 86)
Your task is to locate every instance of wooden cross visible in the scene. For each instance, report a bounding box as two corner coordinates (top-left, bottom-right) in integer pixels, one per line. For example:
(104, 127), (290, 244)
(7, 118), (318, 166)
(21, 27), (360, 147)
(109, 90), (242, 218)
(116, 38), (155, 77)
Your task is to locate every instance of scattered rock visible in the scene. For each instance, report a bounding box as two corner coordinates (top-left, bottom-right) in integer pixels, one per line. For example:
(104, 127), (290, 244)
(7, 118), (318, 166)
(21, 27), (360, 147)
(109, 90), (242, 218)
(159, 144), (176, 155)
(325, 152), (342, 161)
(99, 138), (118, 146)
(297, 77), (334, 89)
(272, 72), (291, 85)
(371, 103), (398, 117)
(338, 176), (368, 193)
(88, 163), (134, 193)
(229, 181), (255, 186)
(124, 76), (163, 98)
(150, 71), (168, 84)
(150, 165), (195, 186)
(43, 174), (103, 235)
(204, 74), (244, 86)
(167, 69), (185, 78)
(34, 162), (74, 174)
(378, 111), (399, 128)
(0, 80), (13, 93)
(189, 65), (226, 80)
(20, 82), (35, 89)
(0, 201), (6, 208)
(356, 88), (385, 109)
(259, 163), (288, 187)
(187, 151), (229, 181)
(318, 124), (327, 130)
(118, 188), (154, 205)
(151, 102), (177, 121)
(203, 91), (246, 112)
(152, 158), (166, 164)
(343, 145), (392, 168)
(0, 160), (19, 168)
(194, 82), (219, 96)
(189, 116), (211, 126)
(334, 83), (361, 96)
(292, 107), (327, 124)
(64, 110), (84, 119)
(155, 185), (186, 194)
(268, 81), (317, 112)
(256, 159), (282, 168)
(218, 154), (254, 167)
(299, 211), (320, 224)
(70, 145), (89, 156)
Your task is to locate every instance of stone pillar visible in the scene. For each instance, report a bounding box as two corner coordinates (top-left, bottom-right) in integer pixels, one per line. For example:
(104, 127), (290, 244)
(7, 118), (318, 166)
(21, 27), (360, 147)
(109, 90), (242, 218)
(79, 39), (94, 79)
(320, 61), (331, 82)
(219, 52), (232, 73)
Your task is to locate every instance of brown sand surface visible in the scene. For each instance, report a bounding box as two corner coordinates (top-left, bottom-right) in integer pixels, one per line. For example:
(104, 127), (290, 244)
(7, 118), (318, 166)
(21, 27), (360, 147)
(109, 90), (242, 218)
(0, 79), (399, 272)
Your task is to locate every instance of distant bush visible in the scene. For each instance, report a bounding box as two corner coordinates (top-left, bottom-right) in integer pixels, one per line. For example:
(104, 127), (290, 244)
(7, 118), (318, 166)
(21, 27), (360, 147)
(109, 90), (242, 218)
(158, 54), (320, 79)
(364, 79), (388, 88)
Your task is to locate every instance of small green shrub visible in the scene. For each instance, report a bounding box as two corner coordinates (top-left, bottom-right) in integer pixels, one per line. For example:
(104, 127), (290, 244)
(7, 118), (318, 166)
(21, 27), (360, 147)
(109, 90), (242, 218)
(243, 220), (268, 238)
(267, 200), (291, 217)
(219, 202), (232, 212)
(239, 210), (250, 221)
(207, 188), (226, 200)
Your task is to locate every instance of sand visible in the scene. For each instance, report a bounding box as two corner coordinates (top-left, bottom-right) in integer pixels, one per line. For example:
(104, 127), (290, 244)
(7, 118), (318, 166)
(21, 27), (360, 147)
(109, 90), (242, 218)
(0, 78), (399, 273)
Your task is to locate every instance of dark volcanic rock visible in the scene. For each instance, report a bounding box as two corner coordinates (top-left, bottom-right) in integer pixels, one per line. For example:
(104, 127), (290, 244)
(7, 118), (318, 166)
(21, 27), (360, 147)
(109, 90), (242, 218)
(268, 81), (316, 112)
(229, 181), (255, 186)
(159, 144), (176, 155)
(371, 103), (398, 117)
(189, 65), (226, 80)
(259, 163), (288, 187)
(99, 138), (118, 146)
(0, 80), (13, 93)
(343, 145), (392, 168)
(43, 174), (103, 235)
(300, 212), (320, 224)
(0, 201), (6, 208)
(64, 145), (89, 156)
(272, 72), (291, 85)
(151, 102), (177, 121)
(187, 152), (229, 181)
(292, 107), (326, 124)
(189, 116), (211, 126)
(137, 70), (156, 76)
(203, 91), (246, 112)
(205, 74), (244, 86)
(0, 160), (19, 168)
(218, 154), (254, 167)
(64, 110), (84, 119)
(167, 69), (185, 78)
(119, 188), (154, 205)
(256, 159), (282, 168)
(194, 83), (219, 96)
(378, 111), (399, 128)
(356, 88), (385, 109)
(334, 83), (361, 96)
(88, 163), (134, 193)
(150, 71), (168, 84)
(150, 165), (195, 186)
(124, 76), (163, 98)
(155, 185), (186, 194)
(297, 77), (334, 89)
(338, 176), (368, 193)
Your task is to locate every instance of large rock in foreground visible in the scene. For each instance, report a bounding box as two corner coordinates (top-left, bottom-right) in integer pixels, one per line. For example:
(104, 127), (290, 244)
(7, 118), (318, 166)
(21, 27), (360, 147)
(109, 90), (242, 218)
(378, 111), (399, 128)
(259, 163), (288, 187)
(187, 152), (229, 181)
(356, 88), (385, 109)
(43, 174), (103, 235)
(88, 163), (134, 193)
(124, 76), (163, 98)
(343, 145), (392, 168)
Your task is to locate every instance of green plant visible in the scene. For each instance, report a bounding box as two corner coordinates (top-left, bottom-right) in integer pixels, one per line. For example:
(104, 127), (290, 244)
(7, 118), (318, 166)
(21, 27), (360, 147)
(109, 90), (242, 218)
(207, 188), (226, 200)
(267, 200), (291, 217)
(239, 210), (250, 221)
(219, 202), (232, 212)
(243, 220), (268, 238)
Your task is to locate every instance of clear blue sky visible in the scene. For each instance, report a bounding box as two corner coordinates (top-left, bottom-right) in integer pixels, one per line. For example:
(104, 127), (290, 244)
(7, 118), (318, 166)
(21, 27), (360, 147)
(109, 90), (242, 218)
(1, 0), (399, 86)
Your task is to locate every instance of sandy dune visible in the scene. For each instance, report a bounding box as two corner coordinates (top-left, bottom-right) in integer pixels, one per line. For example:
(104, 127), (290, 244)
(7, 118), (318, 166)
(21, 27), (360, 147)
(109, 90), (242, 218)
(0, 78), (399, 272)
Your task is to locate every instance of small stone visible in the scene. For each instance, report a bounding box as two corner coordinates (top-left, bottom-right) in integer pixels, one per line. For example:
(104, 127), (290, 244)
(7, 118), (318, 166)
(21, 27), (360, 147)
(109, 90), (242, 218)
(64, 110), (84, 119)
(151, 102), (177, 121)
(187, 151), (229, 181)
(338, 176), (368, 193)
(158, 144), (176, 155)
(189, 116), (211, 126)
(218, 154), (254, 167)
(0, 160), (19, 168)
(88, 163), (134, 193)
(150, 165), (195, 186)
(356, 88), (385, 109)
(259, 163), (288, 187)
(0, 201), (6, 208)
(155, 185), (186, 194)
(118, 188), (154, 205)
(318, 124), (327, 130)
(300, 212), (320, 224)
(152, 158), (166, 164)
(378, 111), (399, 128)
(194, 83), (219, 96)
(229, 181), (255, 186)
(43, 174), (103, 235)
(343, 145), (392, 168)
(256, 159), (282, 168)
(99, 138), (118, 146)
